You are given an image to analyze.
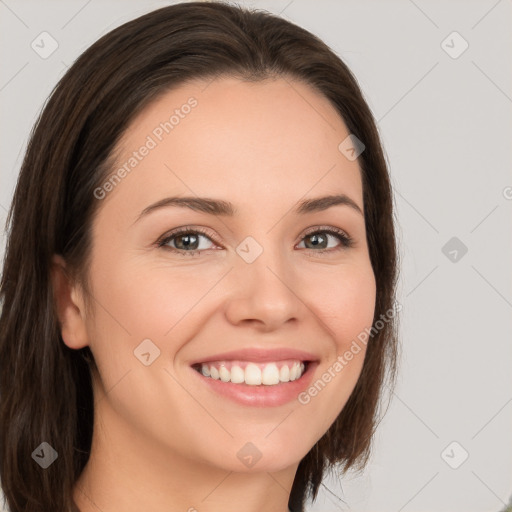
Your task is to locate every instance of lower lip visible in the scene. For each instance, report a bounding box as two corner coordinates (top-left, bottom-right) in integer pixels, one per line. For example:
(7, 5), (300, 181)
(191, 362), (318, 407)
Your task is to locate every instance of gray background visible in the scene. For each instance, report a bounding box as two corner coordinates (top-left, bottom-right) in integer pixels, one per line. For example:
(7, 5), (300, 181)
(1, 0), (511, 511)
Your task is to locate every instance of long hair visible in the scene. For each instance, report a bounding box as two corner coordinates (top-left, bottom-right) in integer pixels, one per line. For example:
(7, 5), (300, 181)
(0, 2), (399, 511)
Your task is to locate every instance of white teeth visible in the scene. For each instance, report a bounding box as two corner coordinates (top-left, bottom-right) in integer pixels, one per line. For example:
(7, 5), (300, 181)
(196, 360), (307, 385)
(289, 362), (298, 381)
(201, 364), (210, 377)
(291, 362), (303, 381)
(230, 365), (245, 384)
(244, 363), (262, 385)
(219, 365), (230, 382)
(261, 363), (280, 385)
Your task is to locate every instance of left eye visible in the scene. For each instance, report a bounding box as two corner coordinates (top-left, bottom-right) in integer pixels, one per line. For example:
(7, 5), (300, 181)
(297, 229), (352, 251)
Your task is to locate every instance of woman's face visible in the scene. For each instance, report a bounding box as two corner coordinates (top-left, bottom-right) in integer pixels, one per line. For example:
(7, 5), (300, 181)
(68, 76), (376, 473)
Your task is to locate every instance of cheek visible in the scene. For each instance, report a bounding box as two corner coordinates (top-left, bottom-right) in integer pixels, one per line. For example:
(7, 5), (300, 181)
(294, 263), (376, 434)
(310, 260), (377, 348)
(304, 259), (375, 384)
(89, 258), (220, 342)
(333, 276), (376, 348)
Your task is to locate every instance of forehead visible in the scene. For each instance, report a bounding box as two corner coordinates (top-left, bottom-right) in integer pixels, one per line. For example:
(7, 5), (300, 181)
(98, 76), (363, 222)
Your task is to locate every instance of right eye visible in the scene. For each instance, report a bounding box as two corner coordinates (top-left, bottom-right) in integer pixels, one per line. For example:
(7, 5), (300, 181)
(157, 226), (220, 256)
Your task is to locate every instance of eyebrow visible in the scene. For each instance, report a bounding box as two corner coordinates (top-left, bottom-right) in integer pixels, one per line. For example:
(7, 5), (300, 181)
(133, 193), (363, 224)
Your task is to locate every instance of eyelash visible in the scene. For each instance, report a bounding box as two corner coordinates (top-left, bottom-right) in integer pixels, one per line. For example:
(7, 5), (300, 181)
(156, 225), (354, 257)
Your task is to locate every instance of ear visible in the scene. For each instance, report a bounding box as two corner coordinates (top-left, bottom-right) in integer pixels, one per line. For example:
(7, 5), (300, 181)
(50, 254), (90, 350)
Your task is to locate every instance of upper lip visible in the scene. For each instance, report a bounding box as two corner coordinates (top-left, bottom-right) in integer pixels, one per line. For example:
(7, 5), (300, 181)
(190, 347), (318, 366)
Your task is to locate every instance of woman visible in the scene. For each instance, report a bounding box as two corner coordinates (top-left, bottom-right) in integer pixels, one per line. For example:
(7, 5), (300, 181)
(0, 2), (399, 511)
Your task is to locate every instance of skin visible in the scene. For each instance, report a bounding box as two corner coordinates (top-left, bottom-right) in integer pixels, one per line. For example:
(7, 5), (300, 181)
(51, 76), (376, 512)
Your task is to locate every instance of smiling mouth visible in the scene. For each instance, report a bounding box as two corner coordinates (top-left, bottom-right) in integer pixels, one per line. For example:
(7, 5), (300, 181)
(192, 359), (309, 386)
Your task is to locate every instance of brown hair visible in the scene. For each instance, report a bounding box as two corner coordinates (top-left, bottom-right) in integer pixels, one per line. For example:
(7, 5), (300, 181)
(0, 2), (399, 511)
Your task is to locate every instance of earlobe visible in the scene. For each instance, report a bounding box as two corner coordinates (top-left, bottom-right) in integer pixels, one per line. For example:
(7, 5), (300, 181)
(50, 254), (89, 350)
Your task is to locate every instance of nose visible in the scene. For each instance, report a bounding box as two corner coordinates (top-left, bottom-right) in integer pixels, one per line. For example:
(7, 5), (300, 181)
(223, 249), (304, 331)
